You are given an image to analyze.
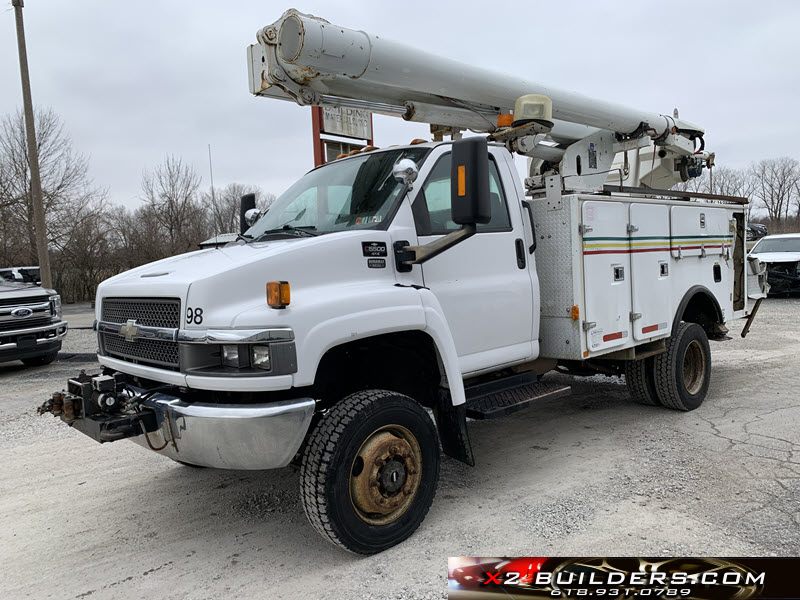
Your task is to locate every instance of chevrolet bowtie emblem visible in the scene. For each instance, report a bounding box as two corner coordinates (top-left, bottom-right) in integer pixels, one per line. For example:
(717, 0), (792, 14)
(119, 319), (139, 342)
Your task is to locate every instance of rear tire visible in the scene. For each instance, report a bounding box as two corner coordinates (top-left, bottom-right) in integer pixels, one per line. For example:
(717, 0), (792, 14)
(625, 357), (661, 406)
(21, 351), (58, 367)
(654, 322), (711, 411)
(299, 389), (440, 554)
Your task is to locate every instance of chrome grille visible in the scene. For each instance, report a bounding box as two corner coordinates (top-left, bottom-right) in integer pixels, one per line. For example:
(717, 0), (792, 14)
(0, 316), (53, 332)
(0, 295), (49, 307)
(0, 294), (53, 331)
(102, 297), (181, 328)
(100, 297), (181, 370)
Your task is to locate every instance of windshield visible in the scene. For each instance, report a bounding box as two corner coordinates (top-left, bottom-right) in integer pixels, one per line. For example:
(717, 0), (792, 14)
(246, 147), (429, 238)
(752, 237), (800, 254)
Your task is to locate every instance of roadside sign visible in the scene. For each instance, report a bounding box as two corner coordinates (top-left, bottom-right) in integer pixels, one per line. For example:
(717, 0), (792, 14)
(321, 106), (372, 140)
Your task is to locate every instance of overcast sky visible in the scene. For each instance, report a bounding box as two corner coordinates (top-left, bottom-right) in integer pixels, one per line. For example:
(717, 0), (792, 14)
(2, 1), (799, 209)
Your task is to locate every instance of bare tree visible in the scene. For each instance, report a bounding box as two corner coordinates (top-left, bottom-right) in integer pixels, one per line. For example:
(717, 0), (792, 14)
(673, 171), (710, 194)
(0, 107), (104, 266)
(51, 199), (116, 301)
(706, 166), (758, 217)
(139, 155), (209, 255)
(202, 183), (276, 235)
(750, 157), (800, 225)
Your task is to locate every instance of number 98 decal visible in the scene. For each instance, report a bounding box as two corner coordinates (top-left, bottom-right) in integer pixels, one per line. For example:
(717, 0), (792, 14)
(186, 307), (203, 325)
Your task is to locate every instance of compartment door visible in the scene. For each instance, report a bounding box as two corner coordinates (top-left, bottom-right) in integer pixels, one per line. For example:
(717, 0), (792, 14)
(670, 206), (733, 258)
(581, 200), (631, 352)
(629, 203), (672, 341)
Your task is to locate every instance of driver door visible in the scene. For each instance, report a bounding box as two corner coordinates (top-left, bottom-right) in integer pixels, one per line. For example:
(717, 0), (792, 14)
(412, 147), (534, 374)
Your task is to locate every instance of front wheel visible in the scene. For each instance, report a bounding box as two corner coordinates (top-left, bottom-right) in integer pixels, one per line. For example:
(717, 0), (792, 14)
(299, 390), (440, 554)
(654, 322), (711, 411)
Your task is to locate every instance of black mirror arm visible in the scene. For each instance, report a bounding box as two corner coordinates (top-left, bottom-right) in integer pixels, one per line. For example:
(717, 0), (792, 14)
(396, 224), (477, 268)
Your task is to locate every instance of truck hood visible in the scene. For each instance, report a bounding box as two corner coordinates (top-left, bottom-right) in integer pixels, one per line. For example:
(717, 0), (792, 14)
(749, 251), (800, 264)
(0, 279), (50, 297)
(104, 239), (297, 286)
(97, 231), (400, 329)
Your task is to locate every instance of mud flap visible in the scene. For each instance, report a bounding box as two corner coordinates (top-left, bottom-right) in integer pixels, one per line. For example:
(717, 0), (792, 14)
(433, 388), (474, 467)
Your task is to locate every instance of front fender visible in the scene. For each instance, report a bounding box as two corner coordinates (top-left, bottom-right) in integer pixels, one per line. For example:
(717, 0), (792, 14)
(417, 289), (466, 406)
(290, 284), (466, 406)
(291, 283), (426, 387)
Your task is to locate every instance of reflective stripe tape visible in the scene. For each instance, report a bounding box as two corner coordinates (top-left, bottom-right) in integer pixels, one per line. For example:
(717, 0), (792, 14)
(603, 331), (624, 342)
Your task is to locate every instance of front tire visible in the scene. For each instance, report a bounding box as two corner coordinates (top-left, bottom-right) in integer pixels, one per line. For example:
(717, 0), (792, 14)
(654, 322), (711, 411)
(299, 390), (440, 554)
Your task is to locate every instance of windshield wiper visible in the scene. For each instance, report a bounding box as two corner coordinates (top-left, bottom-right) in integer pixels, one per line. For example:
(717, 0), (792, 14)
(255, 224), (320, 240)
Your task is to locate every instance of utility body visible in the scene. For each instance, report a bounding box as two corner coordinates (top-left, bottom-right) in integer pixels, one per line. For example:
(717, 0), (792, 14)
(42, 9), (768, 554)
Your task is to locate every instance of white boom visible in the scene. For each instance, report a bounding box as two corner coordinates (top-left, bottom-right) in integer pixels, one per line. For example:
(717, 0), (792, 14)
(248, 9), (712, 189)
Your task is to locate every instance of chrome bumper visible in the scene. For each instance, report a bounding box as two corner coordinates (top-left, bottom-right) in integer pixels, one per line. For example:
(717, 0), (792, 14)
(0, 320), (68, 350)
(130, 393), (315, 470)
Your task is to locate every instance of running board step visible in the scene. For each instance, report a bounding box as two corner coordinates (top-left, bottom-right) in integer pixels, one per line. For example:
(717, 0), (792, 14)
(464, 380), (572, 420)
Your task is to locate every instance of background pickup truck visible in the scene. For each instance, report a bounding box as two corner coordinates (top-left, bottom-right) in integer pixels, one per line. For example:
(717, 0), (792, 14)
(0, 279), (67, 367)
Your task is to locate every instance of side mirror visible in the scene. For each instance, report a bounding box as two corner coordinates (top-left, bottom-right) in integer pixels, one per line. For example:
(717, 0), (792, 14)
(244, 208), (263, 227)
(394, 137), (491, 271)
(451, 137), (491, 225)
(240, 193), (257, 233)
(392, 158), (419, 188)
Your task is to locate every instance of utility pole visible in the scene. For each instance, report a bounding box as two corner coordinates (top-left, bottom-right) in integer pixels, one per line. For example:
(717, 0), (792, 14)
(12, 0), (53, 289)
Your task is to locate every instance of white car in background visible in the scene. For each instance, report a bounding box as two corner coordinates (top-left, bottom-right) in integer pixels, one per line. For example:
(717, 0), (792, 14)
(748, 233), (800, 295)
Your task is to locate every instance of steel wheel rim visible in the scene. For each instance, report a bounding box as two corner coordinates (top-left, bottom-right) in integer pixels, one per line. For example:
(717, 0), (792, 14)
(682, 339), (706, 395)
(349, 424), (422, 526)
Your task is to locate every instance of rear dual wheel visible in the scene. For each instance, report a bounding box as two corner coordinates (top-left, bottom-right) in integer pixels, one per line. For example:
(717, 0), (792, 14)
(299, 389), (440, 554)
(626, 322), (711, 411)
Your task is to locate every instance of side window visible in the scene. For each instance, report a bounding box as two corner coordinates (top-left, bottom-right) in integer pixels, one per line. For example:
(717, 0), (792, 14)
(416, 153), (511, 234)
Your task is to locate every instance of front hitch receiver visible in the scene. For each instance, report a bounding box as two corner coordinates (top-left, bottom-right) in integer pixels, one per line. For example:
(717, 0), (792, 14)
(38, 371), (160, 444)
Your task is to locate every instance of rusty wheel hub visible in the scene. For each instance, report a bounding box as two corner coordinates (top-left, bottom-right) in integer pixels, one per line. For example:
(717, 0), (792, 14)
(349, 425), (422, 525)
(683, 339), (707, 395)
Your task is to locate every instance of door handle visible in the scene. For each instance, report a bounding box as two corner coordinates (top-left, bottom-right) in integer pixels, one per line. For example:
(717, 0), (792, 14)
(515, 238), (526, 269)
(523, 201), (537, 253)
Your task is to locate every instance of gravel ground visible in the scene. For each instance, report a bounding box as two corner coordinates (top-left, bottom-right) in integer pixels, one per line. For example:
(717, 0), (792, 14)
(1, 298), (799, 600)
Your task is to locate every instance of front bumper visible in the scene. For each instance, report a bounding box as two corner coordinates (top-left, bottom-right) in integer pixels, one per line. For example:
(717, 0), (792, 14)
(0, 320), (68, 361)
(130, 393), (315, 469)
(765, 269), (800, 294)
(42, 371), (316, 470)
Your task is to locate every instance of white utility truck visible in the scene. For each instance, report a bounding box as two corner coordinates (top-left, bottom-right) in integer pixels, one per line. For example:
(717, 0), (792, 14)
(42, 9), (767, 554)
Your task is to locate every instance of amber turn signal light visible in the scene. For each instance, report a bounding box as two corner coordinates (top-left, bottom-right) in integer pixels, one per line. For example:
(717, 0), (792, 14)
(497, 113), (514, 127)
(267, 281), (290, 309)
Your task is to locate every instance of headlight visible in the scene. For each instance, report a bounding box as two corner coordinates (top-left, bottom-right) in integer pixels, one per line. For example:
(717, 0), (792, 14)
(251, 345), (271, 370)
(221, 344), (241, 368)
(49, 294), (62, 319)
